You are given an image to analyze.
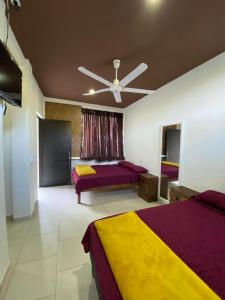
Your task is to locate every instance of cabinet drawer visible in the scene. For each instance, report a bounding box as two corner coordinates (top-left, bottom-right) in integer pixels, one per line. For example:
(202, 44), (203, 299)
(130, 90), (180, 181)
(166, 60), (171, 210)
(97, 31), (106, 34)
(170, 195), (187, 203)
(169, 186), (198, 203)
(138, 173), (158, 202)
(138, 190), (149, 201)
(138, 182), (150, 192)
(139, 174), (158, 184)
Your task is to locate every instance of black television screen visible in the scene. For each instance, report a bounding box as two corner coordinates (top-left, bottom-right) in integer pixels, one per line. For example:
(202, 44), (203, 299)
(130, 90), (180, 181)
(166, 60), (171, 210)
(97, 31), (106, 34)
(0, 41), (22, 107)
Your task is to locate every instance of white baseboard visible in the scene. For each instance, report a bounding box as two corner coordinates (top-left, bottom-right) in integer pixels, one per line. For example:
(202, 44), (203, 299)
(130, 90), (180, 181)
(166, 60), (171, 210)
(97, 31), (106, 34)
(7, 200), (38, 223)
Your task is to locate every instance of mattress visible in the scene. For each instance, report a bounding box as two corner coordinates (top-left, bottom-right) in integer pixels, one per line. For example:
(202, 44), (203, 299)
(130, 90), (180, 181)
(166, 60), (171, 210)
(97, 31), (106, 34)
(82, 193), (225, 299)
(72, 164), (138, 195)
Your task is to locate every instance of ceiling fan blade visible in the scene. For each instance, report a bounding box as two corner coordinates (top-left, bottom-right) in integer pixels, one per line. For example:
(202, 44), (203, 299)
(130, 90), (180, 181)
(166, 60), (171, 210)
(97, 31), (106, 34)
(113, 91), (122, 103)
(122, 87), (155, 95)
(120, 63), (148, 87)
(83, 88), (111, 96)
(78, 67), (112, 87)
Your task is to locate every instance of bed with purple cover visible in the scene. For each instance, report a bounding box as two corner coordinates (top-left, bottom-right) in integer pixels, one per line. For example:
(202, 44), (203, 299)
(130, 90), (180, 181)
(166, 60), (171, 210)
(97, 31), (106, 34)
(82, 190), (225, 300)
(161, 163), (179, 181)
(72, 161), (147, 203)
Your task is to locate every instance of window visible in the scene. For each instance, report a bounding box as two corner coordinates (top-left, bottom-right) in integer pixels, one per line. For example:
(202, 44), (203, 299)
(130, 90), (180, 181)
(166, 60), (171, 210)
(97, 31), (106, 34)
(80, 109), (124, 161)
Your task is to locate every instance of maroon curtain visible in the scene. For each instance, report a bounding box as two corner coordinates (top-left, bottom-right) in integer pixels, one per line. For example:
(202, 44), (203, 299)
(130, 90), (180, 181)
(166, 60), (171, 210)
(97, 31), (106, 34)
(80, 109), (124, 161)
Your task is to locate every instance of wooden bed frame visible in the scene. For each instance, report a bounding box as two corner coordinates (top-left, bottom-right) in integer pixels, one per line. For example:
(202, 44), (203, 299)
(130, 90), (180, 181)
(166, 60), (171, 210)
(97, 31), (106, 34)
(77, 183), (138, 204)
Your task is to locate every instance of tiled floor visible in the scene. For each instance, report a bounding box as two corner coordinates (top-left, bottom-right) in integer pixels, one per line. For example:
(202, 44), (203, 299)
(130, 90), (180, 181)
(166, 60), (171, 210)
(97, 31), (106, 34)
(4, 185), (162, 300)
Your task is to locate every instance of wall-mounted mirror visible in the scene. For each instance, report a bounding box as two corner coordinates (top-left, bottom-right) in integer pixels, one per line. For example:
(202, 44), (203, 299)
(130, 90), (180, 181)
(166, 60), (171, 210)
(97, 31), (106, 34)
(160, 124), (182, 200)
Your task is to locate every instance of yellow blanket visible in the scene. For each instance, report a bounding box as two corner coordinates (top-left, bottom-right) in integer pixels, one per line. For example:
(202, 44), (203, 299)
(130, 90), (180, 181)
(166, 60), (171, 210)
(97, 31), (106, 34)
(95, 211), (220, 300)
(75, 165), (96, 176)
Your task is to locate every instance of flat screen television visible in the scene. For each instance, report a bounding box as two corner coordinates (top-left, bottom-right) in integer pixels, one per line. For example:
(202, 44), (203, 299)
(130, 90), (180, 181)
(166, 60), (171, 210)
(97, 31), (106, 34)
(0, 41), (22, 107)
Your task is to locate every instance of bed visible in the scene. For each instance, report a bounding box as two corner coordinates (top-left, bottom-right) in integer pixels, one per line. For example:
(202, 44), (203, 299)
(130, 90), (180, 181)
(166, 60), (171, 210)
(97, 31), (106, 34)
(72, 162), (147, 203)
(82, 190), (225, 299)
(161, 162), (179, 181)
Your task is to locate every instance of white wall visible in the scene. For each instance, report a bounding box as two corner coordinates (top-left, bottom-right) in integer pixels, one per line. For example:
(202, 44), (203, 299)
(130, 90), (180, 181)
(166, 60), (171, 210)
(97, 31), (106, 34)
(0, 0), (45, 220)
(0, 108), (9, 286)
(3, 106), (13, 216)
(0, 0), (45, 285)
(124, 52), (225, 193)
(0, 0), (10, 286)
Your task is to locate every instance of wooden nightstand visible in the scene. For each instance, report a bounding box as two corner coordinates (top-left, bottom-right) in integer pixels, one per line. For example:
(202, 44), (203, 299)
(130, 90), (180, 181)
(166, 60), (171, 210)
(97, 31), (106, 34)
(169, 185), (199, 203)
(138, 173), (158, 202)
(160, 174), (169, 199)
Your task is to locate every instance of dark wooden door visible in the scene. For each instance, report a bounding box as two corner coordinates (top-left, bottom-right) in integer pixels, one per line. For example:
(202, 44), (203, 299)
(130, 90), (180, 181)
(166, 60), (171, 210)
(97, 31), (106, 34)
(39, 119), (71, 187)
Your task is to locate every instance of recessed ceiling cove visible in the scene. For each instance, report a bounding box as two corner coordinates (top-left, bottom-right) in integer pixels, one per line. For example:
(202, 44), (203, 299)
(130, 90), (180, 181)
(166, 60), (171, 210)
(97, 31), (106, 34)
(10, 0), (225, 108)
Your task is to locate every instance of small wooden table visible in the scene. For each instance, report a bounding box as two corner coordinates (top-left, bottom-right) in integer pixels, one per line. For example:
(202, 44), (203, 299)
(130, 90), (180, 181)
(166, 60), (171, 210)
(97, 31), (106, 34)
(138, 173), (158, 202)
(169, 185), (199, 203)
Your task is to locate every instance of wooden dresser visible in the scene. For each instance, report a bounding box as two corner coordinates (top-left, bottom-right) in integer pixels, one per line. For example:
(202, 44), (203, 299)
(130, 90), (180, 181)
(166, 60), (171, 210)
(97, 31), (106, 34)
(138, 173), (158, 202)
(169, 185), (199, 203)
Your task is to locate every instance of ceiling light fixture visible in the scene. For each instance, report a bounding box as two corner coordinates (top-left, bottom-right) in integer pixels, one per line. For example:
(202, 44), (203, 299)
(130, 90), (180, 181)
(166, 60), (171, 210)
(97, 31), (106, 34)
(0, 72), (10, 83)
(147, 0), (161, 5)
(89, 89), (95, 95)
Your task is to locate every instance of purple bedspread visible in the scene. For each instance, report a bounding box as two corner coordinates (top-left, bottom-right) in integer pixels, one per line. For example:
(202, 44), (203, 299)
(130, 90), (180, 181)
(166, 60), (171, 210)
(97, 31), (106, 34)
(82, 196), (225, 299)
(161, 164), (179, 181)
(72, 164), (138, 195)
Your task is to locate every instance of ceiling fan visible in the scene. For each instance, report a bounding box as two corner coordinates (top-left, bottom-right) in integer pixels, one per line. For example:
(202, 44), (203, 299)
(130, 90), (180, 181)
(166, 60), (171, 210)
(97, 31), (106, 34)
(78, 59), (155, 103)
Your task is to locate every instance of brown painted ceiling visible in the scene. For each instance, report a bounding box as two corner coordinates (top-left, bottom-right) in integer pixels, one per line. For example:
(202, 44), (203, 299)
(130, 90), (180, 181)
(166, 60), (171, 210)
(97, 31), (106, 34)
(9, 0), (225, 108)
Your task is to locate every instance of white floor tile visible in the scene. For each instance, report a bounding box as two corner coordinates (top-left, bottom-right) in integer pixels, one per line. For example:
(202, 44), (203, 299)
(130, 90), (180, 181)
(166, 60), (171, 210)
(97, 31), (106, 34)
(123, 199), (161, 211)
(18, 232), (58, 263)
(8, 237), (25, 265)
(79, 191), (116, 206)
(59, 219), (87, 241)
(7, 220), (32, 241)
(79, 189), (137, 206)
(56, 264), (98, 300)
(83, 205), (110, 223)
(57, 206), (85, 223)
(6, 185), (162, 300)
(37, 295), (55, 300)
(105, 202), (130, 216)
(29, 216), (59, 236)
(4, 257), (57, 300)
(57, 237), (89, 271)
(35, 203), (61, 220)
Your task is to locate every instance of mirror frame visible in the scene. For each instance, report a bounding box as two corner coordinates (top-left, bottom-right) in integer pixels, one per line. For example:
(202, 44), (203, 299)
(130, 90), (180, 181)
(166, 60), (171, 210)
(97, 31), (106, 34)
(158, 121), (184, 201)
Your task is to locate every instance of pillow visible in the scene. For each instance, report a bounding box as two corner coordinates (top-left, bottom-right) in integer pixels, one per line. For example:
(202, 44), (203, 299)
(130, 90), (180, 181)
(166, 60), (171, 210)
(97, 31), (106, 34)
(162, 161), (179, 167)
(118, 160), (148, 174)
(118, 160), (134, 168)
(194, 190), (225, 212)
(75, 165), (96, 176)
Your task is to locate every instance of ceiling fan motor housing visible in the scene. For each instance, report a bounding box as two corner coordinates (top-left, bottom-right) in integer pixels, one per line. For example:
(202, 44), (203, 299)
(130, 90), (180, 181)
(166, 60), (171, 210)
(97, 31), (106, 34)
(113, 59), (121, 69)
